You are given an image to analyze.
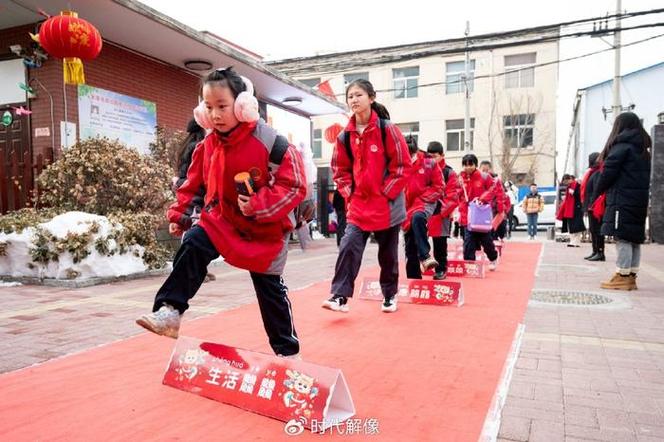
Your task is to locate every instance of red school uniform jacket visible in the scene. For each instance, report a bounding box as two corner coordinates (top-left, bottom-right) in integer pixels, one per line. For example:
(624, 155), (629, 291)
(428, 160), (460, 237)
(331, 111), (412, 232)
(167, 120), (306, 274)
(402, 151), (444, 231)
(458, 169), (496, 226)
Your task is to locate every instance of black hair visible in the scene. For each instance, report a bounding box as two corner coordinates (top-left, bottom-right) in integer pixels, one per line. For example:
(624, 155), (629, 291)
(405, 135), (418, 154)
(461, 154), (478, 166)
(203, 66), (247, 99)
(588, 152), (600, 168)
(345, 79), (390, 120)
(599, 112), (651, 162)
(176, 118), (206, 171)
(561, 174), (574, 182)
(530, 183), (538, 187)
(427, 141), (444, 155)
(479, 160), (492, 168)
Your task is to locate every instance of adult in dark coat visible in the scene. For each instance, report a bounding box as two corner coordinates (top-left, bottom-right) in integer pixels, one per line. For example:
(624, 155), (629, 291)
(581, 152), (604, 261)
(593, 112), (651, 291)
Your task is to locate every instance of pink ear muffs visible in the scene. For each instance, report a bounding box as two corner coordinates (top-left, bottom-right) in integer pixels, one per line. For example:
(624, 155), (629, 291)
(234, 76), (260, 123)
(193, 101), (214, 130)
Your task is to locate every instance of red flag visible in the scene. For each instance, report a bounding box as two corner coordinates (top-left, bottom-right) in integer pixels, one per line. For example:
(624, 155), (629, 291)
(317, 80), (337, 100)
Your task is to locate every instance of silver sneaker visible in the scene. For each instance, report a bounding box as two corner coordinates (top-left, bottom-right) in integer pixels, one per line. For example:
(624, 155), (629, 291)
(136, 304), (181, 338)
(381, 296), (398, 313)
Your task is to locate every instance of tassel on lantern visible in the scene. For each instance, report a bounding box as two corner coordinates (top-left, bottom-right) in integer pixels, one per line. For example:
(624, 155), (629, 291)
(63, 57), (85, 85)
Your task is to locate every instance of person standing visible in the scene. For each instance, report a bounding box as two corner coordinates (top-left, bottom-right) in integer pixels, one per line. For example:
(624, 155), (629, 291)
(557, 174), (585, 247)
(521, 183), (544, 239)
(594, 112), (651, 291)
(581, 152), (605, 261)
(504, 180), (518, 239)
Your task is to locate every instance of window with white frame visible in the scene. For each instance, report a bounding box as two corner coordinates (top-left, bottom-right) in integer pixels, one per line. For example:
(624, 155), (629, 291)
(393, 66), (419, 99)
(503, 114), (535, 148)
(504, 52), (536, 88)
(343, 72), (369, 87)
(300, 78), (321, 88)
(397, 122), (419, 145)
(445, 119), (475, 151)
(446, 60), (476, 94)
(312, 128), (322, 158)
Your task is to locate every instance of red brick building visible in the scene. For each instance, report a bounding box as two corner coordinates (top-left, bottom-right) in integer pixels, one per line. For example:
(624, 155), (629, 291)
(0, 0), (342, 213)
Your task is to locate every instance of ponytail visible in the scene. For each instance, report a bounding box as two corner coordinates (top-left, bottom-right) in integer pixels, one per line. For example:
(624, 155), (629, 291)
(371, 102), (390, 120)
(346, 79), (391, 120)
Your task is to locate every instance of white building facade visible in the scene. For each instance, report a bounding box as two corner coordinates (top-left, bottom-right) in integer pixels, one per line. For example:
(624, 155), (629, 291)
(572, 62), (664, 175)
(270, 29), (560, 185)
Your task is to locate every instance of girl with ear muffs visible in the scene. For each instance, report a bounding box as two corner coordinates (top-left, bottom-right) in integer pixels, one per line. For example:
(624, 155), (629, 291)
(137, 67), (307, 359)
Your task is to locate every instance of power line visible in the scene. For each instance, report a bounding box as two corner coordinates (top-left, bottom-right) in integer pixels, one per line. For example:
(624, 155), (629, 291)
(330, 32), (664, 96)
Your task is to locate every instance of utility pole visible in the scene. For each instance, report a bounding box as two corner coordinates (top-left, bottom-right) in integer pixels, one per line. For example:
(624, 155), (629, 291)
(612, 0), (622, 120)
(464, 21), (471, 150)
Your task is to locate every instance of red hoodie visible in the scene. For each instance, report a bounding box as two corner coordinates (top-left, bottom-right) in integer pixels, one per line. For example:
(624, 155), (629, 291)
(332, 111), (412, 231)
(168, 120), (306, 274)
(402, 151), (444, 231)
(458, 169), (497, 226)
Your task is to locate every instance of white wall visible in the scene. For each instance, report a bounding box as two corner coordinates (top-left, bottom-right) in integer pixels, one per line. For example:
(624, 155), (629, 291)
(299, 40), (559, 185)
(0, 59), (26, 105)
(576, 63), (664, 174)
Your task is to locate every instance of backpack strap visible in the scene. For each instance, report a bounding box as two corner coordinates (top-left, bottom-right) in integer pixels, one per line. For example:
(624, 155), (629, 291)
(442, 165), (451, 182)
(269, 135), (289, 165)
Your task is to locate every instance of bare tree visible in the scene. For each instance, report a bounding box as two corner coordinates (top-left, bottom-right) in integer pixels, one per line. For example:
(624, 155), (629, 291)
(488, 93), (553, 184)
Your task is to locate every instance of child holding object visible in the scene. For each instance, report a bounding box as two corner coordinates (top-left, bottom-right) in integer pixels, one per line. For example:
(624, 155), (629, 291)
(136, 67), (306, 358)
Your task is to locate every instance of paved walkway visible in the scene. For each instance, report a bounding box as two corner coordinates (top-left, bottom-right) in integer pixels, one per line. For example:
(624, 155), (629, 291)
(498, 239), (664, 442)
(2, 233), (663, 441)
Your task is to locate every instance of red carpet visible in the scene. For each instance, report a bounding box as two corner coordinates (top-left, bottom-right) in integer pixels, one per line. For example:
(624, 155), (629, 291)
(0, 243), (541, 441)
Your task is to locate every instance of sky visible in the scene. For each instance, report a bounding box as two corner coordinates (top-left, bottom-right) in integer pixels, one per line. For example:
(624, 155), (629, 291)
(140, 0), (664, 171)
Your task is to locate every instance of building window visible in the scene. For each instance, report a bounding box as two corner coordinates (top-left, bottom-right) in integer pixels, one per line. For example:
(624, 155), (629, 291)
(397, 122), (419, 145)
(393, 66), (419, 99)
(313, 128), (322, 158)
(446, 60), (475, 94)
(503, 114), (535, 148)
(504, 52), (536, 88)
(300, 78), (321, 88)
(343, 72), (369, 87)
(445, 119), (475, 152)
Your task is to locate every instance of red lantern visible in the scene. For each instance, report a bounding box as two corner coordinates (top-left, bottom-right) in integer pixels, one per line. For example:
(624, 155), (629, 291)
(324, 123), (344, 144)
(33, 11), (102, 85)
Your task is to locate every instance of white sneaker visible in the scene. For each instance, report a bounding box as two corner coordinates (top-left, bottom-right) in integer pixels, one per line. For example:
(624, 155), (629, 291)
(488, 260), (497, 271)
(322, 296), (349, 313)
(278, 353), (302, 360)
(136, 303), (181, 338)
(420, 256), (439, 273)
(381, 296), (397, 313)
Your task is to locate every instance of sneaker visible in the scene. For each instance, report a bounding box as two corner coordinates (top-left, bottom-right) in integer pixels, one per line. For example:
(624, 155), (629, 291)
(488, 260), (497, 271)
(278, 353), (302, 360)
(381, 296), (397, 313)
(322, 296), (349, 313)
(433, 271), (447, 280)
(600, 273), (635, 291)
(420, 256), (439, 273)
(136, 303), (181, 338)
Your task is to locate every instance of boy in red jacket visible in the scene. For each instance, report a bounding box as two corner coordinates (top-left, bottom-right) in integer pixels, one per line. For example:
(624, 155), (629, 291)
(426, 141), (459, 280)
(402, 137), (444, 279)
(136, 68), (306, 358)
(479, 160), (509, 240)
(459, 154), (499, 270)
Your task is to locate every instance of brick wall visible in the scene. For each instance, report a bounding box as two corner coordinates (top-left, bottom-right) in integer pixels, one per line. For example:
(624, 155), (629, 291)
(1, 24), (201, 163)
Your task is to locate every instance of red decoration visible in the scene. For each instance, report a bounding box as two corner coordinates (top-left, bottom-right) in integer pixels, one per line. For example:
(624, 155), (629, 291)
(316, 80), (337, 100)
(34, 11), (102, 84)
(324, 123), (344, 144)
